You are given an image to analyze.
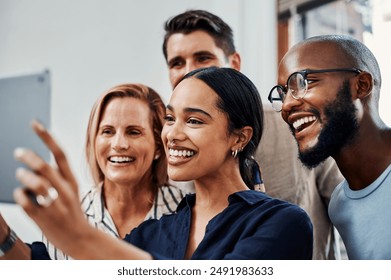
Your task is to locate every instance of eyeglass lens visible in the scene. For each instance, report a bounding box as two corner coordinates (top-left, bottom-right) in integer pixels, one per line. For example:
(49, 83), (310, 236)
(288, 72), (307, 99)
(269, 72), (308, 111)
(269, 86), (284, 111)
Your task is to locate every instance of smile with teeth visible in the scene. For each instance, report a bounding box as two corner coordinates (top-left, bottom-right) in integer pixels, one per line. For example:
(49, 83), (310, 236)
(108, 156), (134, 163)
(293, 116), (317, 131)
(169, 149), (195, 157)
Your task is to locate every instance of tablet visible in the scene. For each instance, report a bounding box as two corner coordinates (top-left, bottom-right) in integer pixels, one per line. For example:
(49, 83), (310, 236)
(0, 70), (51, 203)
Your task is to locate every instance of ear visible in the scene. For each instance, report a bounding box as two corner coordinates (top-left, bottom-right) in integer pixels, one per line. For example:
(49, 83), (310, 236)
(228, 52), (241, 71)
(232, 126), (253, 151)
(355, 71), (373, 100)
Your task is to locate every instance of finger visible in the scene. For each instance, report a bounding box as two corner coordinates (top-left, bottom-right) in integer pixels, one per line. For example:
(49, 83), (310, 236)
(15, 167), (52, 196)
(14, 147), (76, 199)
(14, 187), (64, 239)
(14, 187), (39, 215)
(31, 120), (78, 190)
(15, 168), (59, 207)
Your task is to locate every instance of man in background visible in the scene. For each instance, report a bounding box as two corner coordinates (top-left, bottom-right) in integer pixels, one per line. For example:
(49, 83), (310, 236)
(161, 10), (344, 259)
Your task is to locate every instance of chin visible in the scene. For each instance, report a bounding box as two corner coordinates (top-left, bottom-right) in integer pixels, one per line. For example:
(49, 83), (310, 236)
(168, 174), (190, 182)
(297, 129), (320, 147)
(168, 169), (193, 182)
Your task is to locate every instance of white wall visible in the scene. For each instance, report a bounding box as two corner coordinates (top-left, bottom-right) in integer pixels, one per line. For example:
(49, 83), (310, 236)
(370, 0), (391, 126)
(0, 0), (277, 242)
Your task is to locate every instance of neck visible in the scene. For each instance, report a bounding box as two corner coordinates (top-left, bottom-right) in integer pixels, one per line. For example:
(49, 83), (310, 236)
(334, 125), (391, 190)
(192, 167), (249, 212)
(102, 179), (155, 238)
(103, 179), (155, 211)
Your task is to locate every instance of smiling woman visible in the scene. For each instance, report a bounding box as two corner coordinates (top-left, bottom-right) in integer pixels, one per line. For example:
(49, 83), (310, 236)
(1, 67), (312, 260)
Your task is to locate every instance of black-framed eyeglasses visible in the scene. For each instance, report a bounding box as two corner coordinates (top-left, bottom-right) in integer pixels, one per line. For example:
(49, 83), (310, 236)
(268, 68), (362, 112)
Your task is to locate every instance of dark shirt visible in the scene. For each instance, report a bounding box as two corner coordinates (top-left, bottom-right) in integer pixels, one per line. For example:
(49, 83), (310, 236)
(126, 190), (313, 259)
(30, 190), (313, 260)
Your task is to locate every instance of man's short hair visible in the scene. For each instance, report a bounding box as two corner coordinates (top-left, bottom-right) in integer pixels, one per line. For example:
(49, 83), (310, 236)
(162, 9), (236, 60)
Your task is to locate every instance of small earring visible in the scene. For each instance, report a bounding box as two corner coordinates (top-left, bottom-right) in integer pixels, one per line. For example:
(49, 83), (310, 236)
(154, 154), (160, 160)
(231, 149), (238, 158)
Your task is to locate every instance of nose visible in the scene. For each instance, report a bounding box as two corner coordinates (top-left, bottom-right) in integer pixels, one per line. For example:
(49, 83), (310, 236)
(163, 120), (186, 145)
(186, 61), (198, 73)
(112, 133), (129, 151)
(281, 89), (304, 113)
(281, 90), (304, 123)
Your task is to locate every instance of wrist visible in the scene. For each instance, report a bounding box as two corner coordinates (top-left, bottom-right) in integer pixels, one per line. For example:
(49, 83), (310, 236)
(0, 227), (17, 257)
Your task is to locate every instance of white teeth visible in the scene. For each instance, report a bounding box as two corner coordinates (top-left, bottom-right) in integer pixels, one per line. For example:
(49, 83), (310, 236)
(293, 116), (317, 130)
(169, 149), (194, 157)
(109, 156), (134, 163)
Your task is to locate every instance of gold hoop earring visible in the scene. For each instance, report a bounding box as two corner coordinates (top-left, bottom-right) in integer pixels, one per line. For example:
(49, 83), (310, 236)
(231, 149), (238, 158)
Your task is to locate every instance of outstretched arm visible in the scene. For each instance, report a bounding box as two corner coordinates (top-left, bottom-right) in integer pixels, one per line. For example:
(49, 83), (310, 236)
(12, 120), (152, 260)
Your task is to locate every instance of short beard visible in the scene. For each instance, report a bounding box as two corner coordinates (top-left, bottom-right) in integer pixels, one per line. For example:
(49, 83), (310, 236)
(298, 80), (359, 168)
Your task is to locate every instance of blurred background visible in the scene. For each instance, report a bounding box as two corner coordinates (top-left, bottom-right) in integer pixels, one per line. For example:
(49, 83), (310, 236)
(0, 0), (390, 243)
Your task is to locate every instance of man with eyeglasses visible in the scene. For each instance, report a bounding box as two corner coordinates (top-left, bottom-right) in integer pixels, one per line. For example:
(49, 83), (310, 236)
(269, 34), (391, 259)
(163, 10), (344, 259)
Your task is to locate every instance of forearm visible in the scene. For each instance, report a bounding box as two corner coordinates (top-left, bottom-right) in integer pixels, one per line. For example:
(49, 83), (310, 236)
(62, 226), (153, 260)
(0, 237), (31, 260)
(0, 214), (31, 259)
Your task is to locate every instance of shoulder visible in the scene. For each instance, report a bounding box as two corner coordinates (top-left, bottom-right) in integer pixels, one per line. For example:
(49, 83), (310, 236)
(261, 192), (312, 229)
(230, 191), (313, 248)
(330, 180), (345, 200)
(233, 190), (311, 223)
(80, 185), (102, 214)
(258, 196), (314, 243)
(264, 193), (311, 221)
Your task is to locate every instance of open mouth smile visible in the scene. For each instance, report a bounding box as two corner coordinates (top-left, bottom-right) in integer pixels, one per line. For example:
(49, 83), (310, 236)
(108, 156), (135, 163)
(292, 116), (317, 133)
(168, 149), (195, 158)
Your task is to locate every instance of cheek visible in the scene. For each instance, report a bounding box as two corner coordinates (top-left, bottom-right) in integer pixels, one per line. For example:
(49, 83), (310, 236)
(138, 138), (157, 161)
(281, 111), (288, 123)
(197, 131), (229, 157)
(161, 126), (169, 145)
(94, 148), (106, 175)
(95, 138), (108, 159)
(141, 145), (155, 162)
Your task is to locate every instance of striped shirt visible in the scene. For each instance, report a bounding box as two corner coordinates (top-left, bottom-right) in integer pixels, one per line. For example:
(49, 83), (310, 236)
(43, 183), (184, 260)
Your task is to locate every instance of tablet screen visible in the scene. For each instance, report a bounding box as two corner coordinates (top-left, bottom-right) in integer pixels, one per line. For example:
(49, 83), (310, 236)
(0, 70), (51, 203)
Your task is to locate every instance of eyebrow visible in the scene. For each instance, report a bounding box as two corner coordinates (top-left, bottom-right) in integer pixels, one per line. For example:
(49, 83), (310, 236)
(98, 123), (146, 131)
(193, 51), (216, 57)
(166, 104), (212, 119)
(167, 51), (216, 65)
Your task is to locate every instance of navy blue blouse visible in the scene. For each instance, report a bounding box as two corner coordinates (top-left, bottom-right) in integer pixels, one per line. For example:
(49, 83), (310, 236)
(125, 190), (313, 260)
(30, 190), (313, 260)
